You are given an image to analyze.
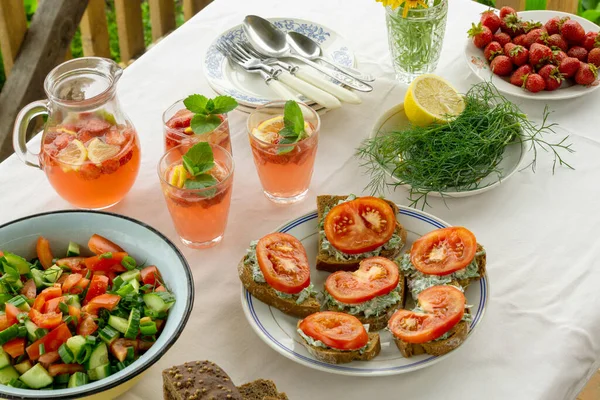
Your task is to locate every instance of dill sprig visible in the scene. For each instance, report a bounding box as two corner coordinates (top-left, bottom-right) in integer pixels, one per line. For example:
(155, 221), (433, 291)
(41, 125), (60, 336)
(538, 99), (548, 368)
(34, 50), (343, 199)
(356, 82), (574, 209)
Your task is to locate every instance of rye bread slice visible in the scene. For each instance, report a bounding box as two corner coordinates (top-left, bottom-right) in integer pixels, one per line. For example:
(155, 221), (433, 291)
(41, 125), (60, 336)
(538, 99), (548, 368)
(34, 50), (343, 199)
(393, 320), (469, 357)
(297, 323), (381, 364)
(238, 257), (320, 318)
(162, 360), (241, 400)
(316, 195), (407, 272)
(237, 379), (288, 400)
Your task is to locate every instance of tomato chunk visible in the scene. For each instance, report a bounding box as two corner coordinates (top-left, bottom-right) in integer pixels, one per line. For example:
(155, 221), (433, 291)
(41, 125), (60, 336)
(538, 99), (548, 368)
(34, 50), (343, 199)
(49, 363), (85, 376)
(140, 266), (162, 286)
(88, 234), (124, 255)
(77, 315), (98, 336)
(61, 273), (83, 293)
(32, 286), (62, 311)
(56, 257), (86, 273)
(0, 316), (11, 331)
(2, 338), (25, 358)
(82, 293), (121, 315)
(43, 296), (66, 314)
(26, 323), (72, 360)
(83, 275), (109, 304)
(38, 350), (60, 367)
(29, 308), (63, 330)
(70, 277), (90, 295)
(85, 252), (127, 273)
(20, 279), (37, 299)
(36, 237), (54, 269)
(110, 338), (138, 362)
(5, 303), (21, 326)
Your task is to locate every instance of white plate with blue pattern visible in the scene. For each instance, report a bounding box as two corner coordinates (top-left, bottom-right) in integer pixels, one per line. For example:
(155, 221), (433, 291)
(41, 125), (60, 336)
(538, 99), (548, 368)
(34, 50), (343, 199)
(204, 18), (356, 109)
(240, 206), (489, 376)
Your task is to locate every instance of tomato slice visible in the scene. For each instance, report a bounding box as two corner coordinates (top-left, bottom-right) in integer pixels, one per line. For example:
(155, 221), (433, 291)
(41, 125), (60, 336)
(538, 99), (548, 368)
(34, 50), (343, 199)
(324, 197), (396, 254)
(410, 227), (477, 276)
(70, 278), (90, 295)
(256, 233), (310, 294)
(5, 303), (21, 326)
(26, 323), (72, 360)
(29, 308), (63, 330)
(32, 286), (62, 311)
(388, 285), (465, 344)
(43, 296), (66, 314)
(325, 257), (399, 304)
(61, 273), (83, 293)
(140, 266), (162, 286)
(38, 351), (60, 367)
(2, 338), (25, 358)
(36, 237), (54, 270)
(77, 315), (98, 336)
(82, 293), (121, 315)
(49, 364), (85, 377)
(83, 275), (109, 305)
(56, 257), (86, 273)
(20, 279), (37, 299)
(88, 234), (124, 255)
(299, 311), (369, 351)
(84, 252), (128, 273)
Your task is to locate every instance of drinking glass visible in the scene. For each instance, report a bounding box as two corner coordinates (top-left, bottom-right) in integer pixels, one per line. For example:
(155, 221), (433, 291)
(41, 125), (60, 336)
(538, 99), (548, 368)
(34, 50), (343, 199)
(385, 0), (448, 83)
(247, 101), (320, 204)
(158, 144), (234, 249)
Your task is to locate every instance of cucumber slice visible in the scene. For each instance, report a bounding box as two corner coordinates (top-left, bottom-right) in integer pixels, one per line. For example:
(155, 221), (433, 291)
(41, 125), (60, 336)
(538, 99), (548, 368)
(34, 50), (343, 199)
(143, 292), (175, 313)
(86, 342), (109, 370)
(66, 335), (87, 359)
(55, 373), (70, 384)
(120, 270), (141, 282)
(0, 366), (20, 385)
(68, 371), (89, 388)
(65, 294), (81, 309)
(3, 253), (31, 275)
(7, 295), (30, 311)
(14, 360), (32, 375)
(19, 363), (53, 389)
(87, 364), (111, 381)
(0, 347), (10, 369)
(129, 279), (140, 294)
(108, 315), (128, 334)
(24, 320), (44, 342)
(43, 265), (63, 283)
(66, 242), (80, 257)
(124, 308), (141, 339)
(31, 269), (45, 288)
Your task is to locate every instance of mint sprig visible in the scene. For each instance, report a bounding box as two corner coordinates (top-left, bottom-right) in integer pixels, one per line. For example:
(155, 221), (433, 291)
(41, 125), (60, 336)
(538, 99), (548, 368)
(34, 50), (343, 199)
(182, 142), (218, 192)
(278, 101), (307, 155)
(183, 94), (238, 135)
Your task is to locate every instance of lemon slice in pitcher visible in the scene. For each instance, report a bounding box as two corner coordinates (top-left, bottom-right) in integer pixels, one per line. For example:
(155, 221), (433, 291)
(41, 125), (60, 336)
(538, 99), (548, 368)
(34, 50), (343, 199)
(87, 138), (120, 166)
(404, 74), (465, 127)
(57, 139), (87, 170)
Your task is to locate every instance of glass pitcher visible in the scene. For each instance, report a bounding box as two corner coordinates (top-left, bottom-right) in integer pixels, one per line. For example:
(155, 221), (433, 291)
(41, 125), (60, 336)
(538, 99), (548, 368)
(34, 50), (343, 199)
(13, 57), (141, 209)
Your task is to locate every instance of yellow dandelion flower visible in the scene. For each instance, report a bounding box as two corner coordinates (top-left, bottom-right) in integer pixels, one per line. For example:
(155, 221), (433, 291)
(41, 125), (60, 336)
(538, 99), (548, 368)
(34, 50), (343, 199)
(376, 0), (429, 18)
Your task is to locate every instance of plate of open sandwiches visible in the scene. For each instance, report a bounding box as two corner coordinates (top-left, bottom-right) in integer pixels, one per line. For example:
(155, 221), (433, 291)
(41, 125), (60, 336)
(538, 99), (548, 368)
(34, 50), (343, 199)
(238, 195), (489, 376)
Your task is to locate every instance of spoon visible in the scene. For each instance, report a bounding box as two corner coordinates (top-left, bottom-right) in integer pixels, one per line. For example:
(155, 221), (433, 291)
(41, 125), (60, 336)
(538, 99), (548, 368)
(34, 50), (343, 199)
(243, 16), (373, 92)
(286, 31), (375, 83)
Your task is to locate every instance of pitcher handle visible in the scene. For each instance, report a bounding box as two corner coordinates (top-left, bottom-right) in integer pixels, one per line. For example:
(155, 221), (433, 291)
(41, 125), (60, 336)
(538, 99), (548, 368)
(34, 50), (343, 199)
(13, 100), (49, 168)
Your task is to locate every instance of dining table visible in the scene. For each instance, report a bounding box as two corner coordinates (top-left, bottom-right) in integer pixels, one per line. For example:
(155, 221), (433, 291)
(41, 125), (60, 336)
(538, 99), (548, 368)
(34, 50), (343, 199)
(1, 0), (599, 398)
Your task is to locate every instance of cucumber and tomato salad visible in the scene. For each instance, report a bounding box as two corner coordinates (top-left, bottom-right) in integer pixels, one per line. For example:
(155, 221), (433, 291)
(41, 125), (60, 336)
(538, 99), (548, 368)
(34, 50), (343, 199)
(0, 234), (175, 390)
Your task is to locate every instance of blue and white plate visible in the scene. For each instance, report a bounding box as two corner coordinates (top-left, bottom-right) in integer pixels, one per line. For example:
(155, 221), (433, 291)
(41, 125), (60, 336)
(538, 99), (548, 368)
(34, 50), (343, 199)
(204, 18), (356, 109)
(241, 206), (489, 376)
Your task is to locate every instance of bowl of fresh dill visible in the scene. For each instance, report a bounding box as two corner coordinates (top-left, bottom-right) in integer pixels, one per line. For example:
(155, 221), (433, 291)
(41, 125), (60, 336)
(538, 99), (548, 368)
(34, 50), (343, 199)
(357, 82), (574, 208)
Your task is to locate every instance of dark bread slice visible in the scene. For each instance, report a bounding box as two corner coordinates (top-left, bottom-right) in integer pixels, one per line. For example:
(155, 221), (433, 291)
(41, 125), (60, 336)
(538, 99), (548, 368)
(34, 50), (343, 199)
(237, 379), (288, 400)
(393, 320), (469, 357)
(297, 323), (381, 364)
(238, 257), (320, 318)
(316, 195), (408, 272)
(162, 360), (241, 399)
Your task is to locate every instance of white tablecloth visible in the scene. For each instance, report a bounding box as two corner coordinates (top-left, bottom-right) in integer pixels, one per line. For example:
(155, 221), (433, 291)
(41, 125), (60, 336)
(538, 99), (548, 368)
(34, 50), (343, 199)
(1, 0), (599, 398)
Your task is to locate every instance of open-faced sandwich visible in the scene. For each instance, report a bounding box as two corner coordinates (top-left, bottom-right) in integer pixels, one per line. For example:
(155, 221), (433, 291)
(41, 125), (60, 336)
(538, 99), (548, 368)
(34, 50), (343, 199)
(388, 285), (470, 357)
(316, 195), (407, 272)
(238, 232), (320, 318)
(398, 226), (486, 300)
(297, 311), (380, 364)
(321, 256), (405, 331)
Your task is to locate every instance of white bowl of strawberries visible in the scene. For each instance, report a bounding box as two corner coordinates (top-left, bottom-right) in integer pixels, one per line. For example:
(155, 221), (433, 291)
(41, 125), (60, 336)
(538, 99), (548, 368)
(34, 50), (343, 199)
(465, 8), (600, 100)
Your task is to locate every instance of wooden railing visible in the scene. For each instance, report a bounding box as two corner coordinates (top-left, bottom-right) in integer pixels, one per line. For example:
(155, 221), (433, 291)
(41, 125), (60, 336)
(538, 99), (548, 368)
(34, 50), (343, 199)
(495, 0), (578, 13)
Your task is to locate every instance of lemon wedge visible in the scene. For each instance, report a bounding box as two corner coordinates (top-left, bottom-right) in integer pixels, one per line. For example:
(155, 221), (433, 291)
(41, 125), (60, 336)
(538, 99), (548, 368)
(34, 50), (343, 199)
(169, 165), (188, 188)
(57, 139), (87, 171)
(87, 138), (120, 165)
(404, 74), (465, 127)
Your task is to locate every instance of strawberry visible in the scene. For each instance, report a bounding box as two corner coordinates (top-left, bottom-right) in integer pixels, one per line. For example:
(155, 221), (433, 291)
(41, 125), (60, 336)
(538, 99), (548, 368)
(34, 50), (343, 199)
(493, 32), (512, 47)
(552, 50), (568, 65)
(468, 22), (493, 49)
(544, 16), (564, 36)
(582, 32), (599, 51)
(501, 14), (525, 37)
(560, 20), (585, 45)
(559, 57), (581, 78)
(513, 34), (527, 47)
(490, 55), (513, 76)
(522, 20), (542, 33)
(484, 41), (504, 61)
(524, 28), (547, 48)
(510, 64), (532, 86)
(567, 46), (588, 62)
(546, 33), (568, 52)
(575, 62), (598, 85)
(481, 10), (501, 34)
(529, 43), (553, 68)
(538, 64), (564, 91)
(523, 73), (546, 92)
(588, 48), (600, 68)
(505, 43), (529, 66)
(499, 6), (517, 19)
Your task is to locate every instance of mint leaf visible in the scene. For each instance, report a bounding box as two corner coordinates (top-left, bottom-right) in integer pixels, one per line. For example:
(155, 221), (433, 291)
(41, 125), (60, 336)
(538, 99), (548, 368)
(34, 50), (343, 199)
(206, 99), (215, 113)
(278, 127), (298, 139)
(184, 94), (210, 114)
(183, 174), (218, 190)
(191, 114), (222, 135)
(182, 142), (214, 176)
(211, 96), (239, 114)
(284, 100), (304, 134)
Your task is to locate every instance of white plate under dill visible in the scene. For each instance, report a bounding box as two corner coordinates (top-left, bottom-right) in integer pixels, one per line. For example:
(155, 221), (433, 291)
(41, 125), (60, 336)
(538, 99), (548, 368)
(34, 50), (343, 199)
(370, 103), (527, 198)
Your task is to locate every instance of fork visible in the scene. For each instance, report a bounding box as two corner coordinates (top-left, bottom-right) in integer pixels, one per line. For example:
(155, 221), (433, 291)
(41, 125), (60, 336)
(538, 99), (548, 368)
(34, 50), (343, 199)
(222, 41), (341, 109)
(238, 41), (361, 105)
(216, 42), (300, 102)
